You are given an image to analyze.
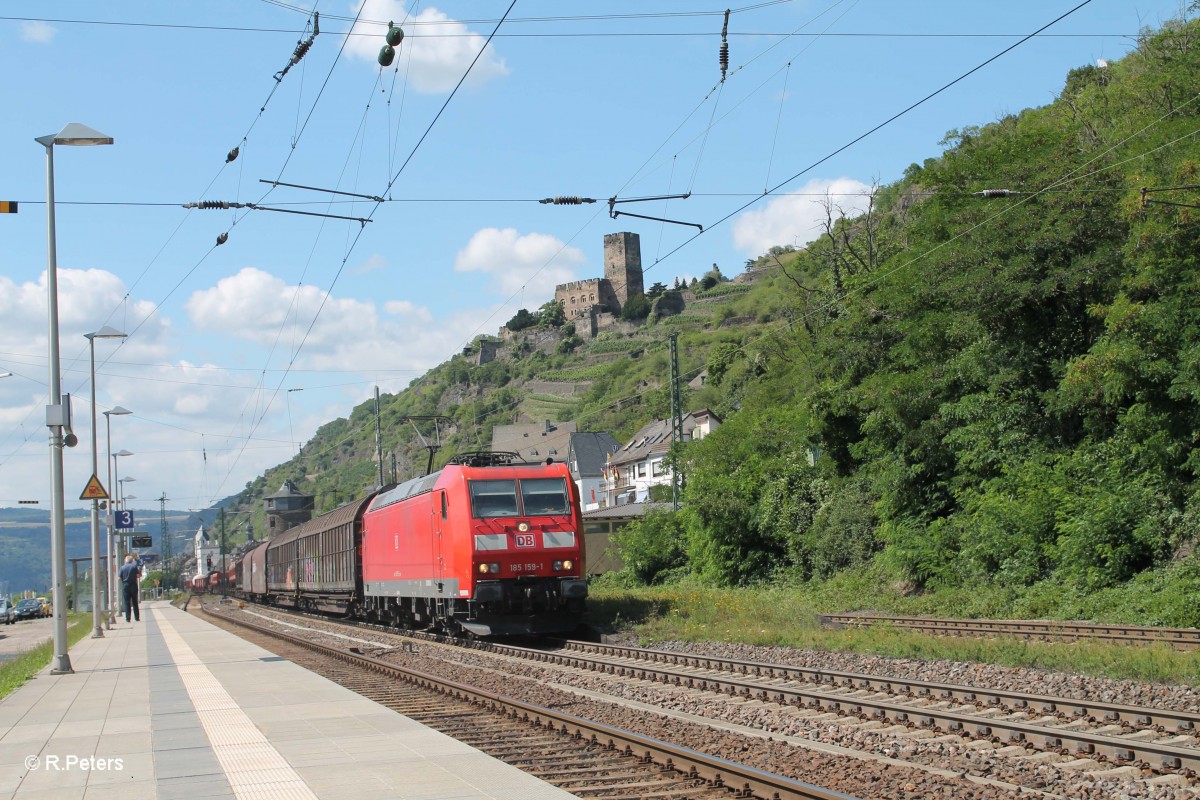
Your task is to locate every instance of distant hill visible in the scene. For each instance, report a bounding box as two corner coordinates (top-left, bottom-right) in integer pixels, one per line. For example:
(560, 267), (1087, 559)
(0, 507), (199, 595)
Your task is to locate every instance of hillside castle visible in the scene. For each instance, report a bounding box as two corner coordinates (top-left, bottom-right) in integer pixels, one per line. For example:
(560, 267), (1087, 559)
(552, 232), (645, 339)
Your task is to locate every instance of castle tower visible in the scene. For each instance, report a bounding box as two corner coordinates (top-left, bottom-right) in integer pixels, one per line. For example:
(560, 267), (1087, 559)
(264, 479), (314, 538)
(603, 232), (643, 309)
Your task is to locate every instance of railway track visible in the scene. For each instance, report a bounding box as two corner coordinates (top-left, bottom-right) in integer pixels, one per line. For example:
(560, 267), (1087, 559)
(819, 613), (1200, 650)
(424, 636), (1199, 775)
(198, 602), (855, 800)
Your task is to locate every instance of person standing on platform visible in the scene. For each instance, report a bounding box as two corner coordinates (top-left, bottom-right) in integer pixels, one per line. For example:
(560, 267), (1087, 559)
(118, 555), (142, 622)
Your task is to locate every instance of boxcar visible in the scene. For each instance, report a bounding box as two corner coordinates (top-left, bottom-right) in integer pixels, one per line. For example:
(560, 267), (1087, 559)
(242, 541), (267, 600)
(267, 495), (372, 614)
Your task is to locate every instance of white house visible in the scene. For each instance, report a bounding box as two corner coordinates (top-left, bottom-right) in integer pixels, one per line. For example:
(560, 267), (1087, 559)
(603, 409), (721, 505)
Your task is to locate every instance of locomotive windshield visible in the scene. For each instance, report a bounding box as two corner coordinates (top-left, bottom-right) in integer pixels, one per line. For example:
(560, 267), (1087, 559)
(469, 477), (570, 518)
(520, 478), (570, 515)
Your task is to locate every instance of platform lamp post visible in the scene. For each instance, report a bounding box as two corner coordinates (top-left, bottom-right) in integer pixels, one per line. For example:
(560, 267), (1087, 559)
(103, 411), (131, 628)
(85, 327), (126, 638)
(38, 122), (114, 675)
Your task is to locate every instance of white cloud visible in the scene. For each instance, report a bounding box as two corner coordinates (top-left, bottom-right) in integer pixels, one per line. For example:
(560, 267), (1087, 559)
(0, 268), (168, 372)
(346, 1), (509, 93)
(454, 228), (586, 300)
(184, 267), (459, 373)
(20, 22), (56, 43)
(732, 177), (873, 256)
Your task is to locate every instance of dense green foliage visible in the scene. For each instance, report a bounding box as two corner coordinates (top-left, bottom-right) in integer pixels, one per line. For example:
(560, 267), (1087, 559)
(662, 18), (1200, 609)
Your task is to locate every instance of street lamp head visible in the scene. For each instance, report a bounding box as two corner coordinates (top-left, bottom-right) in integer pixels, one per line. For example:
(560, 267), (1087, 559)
(37, 123), (114, 147)
(86, 325), (127, 341)
(105, 406), (131, 418)
(114, 449), (133, 457)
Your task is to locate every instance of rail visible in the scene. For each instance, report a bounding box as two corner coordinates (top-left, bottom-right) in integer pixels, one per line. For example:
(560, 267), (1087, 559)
(201, 604), (856, 800)
(819, 613), (1200, 650)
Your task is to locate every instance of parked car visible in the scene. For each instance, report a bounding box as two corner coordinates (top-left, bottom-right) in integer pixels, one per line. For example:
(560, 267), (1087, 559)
(12, 599), (43, 621)
(35, 597), (51, 617)
(0, 598), (15, 625)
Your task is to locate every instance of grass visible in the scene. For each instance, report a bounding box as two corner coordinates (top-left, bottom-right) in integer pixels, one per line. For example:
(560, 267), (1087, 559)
(0, 613), (93, 701)
(586, 584), (1200, 686)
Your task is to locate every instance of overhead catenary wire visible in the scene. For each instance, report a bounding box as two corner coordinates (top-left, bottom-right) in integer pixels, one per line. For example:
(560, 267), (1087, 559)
(3, 10), (1136, 37)
(204, 0), (521, 505)
(639, 0), (1101, 275)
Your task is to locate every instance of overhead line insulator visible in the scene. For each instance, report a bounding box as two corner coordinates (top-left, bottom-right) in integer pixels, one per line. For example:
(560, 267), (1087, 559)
(539, 196), (596, 205)
(972, 189), (1019, 198)
(184, 201), (245, 210)
(380, 21), (404, 67)
(275, 12), (319, 82)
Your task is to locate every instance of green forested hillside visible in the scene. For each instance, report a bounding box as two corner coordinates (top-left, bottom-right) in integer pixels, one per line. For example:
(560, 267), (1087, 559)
(229, 17), (1200, 624)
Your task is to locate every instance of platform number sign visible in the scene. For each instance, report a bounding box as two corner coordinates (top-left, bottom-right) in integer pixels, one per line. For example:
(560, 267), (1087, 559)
(115, 510), (135, 530)
(514, 533), (536, 548)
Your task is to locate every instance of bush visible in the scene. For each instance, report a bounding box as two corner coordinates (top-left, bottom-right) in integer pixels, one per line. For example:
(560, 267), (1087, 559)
(614, 509), (688, 584)
(506, 308), (536, 331)
(621, 294), (651, 321)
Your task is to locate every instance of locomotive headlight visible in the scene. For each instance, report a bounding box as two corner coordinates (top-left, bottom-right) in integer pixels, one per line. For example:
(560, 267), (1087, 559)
(563, 559), (573, 571)
(479, 563), (489, 574)
(552, 560), (563, 571)
(490, 562), (500, 573)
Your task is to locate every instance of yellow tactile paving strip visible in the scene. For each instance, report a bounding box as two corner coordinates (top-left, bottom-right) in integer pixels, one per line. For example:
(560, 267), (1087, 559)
(156, 612), (319, 800)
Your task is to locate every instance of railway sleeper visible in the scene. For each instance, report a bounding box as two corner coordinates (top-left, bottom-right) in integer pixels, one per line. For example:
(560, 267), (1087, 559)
(530, 761), (642, 777)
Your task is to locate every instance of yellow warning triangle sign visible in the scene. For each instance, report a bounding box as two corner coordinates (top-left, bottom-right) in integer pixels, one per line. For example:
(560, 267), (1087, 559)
(80, 474), (109, 501)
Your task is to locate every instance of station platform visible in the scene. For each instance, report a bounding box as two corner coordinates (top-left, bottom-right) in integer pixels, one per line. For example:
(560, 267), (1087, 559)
(0, 600), (578, 800)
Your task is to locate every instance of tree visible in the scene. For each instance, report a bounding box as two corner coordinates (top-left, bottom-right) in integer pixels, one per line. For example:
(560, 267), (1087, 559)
(505, 308), (536, 331)
(538, 300), (565, 327)
(647, 281), (667, 299)
(620, 294), (651, 321)
(706, 342), (741, 386)
(700, 264), (727, 290)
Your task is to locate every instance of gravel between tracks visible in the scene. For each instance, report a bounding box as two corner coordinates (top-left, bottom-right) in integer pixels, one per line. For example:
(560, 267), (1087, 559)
(214, 605), (1199, 800)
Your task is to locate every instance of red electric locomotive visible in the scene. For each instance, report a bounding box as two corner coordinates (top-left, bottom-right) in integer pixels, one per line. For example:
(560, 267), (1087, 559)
(360, 452), (587, 636)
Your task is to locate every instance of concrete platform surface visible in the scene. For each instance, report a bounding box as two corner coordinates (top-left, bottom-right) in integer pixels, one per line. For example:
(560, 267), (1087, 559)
(0, 600), (578, 800)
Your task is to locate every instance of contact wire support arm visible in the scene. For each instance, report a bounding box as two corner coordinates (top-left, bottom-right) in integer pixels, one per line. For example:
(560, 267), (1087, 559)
(607, 193), (702, 231)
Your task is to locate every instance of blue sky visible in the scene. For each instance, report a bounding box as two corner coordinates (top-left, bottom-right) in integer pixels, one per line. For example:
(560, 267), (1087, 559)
(0, 0), (1188, 516)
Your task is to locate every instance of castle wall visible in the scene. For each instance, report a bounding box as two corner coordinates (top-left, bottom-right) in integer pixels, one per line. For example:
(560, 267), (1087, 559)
(556, 278), (605, 320)
(475, 339), (500, 365)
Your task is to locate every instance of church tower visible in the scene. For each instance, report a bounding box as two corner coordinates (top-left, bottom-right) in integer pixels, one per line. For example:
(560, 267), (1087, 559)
(603, 232), (644, 310)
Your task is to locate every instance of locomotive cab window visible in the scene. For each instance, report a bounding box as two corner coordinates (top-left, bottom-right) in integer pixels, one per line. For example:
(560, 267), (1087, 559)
(520, 478), (569, 515)
(469, 480), (519, 517)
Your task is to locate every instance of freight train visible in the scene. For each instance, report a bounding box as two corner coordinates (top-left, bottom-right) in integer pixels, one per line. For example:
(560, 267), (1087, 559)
(196, 452), (588, 636)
